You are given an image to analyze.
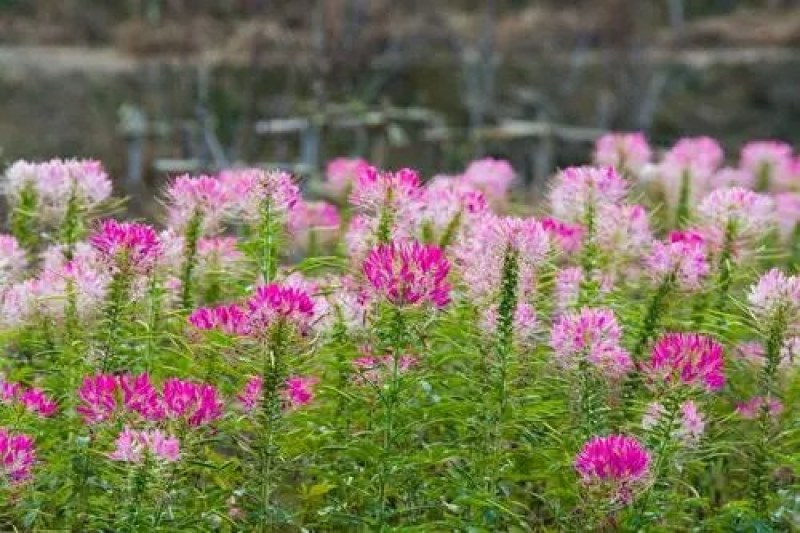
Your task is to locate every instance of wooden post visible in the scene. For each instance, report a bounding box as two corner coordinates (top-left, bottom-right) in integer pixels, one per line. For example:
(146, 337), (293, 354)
(118, 104), (148, 208)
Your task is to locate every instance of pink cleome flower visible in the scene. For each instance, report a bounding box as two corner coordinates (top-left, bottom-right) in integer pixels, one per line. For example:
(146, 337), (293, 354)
(550, 307), (633, 379)
(645, 230), (709, 290)
(0, 428), (36, 484)
(593, 132), (652, 174)
(452, 213), (550, 302)
(218, 168), (300, 223)
(697, 187), (774, 243)
(541, 218), (584, 255)
(164, 174), (231, 233)
(325, 157), (370, 196)
(349, 166), (423, 213)
(736, 396), (784, 420)
(574, 434), (651, 504)
(238, 375), (319, 411)
(18, 388), (58, 417)
(641, 400), (705, 445)
(90, 219), (162, 275)
(0, 235), (27, 289)
(740, 140), (794, 190)
(246, 283), (316, 334)
(458, 158), (516, 204)
(643, 333), (725, 392)
(747, 268), (800, 324)
(283, 376), (320, 409)
(189, 303), (251, 337)
(108, 427), (180, 463)
(363, 240), (451, 308)
(549, 166), (628, 224)
(77, 373), (222, 427)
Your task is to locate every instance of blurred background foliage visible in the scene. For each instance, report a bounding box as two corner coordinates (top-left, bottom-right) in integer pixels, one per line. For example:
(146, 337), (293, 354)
(1, 1), (799, 195)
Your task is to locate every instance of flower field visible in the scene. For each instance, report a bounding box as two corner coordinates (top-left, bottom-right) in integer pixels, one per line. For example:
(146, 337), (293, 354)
(0, 136), (799, 530)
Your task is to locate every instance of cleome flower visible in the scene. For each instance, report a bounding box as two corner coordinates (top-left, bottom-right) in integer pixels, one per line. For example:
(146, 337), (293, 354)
(574, 434), (651, 505)
(593, 132), (652, 175)
(643, 333), (725, 392)
(90, 219), (162, 275)
(0, 427), (36, 484)
(550, 307), (633, 380)
(362, 240), (451, 308)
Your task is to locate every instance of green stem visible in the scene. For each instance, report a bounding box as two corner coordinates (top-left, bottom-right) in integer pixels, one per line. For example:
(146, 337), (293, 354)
(487, 248), (519, 504)
(751, 308), (787, 517)
(10, 184), (39, 252)
(60, 184), (82, 259)
(258, 198), (279, 284)
(258, 324), (287, 531)
(101, 268), (131, 372)
(179, 212), (202, 311)
(579, 201), (599, 306)
(631, 393), (682, 527)
(376, 188), (395, 244)
(633, 275), (674, 360)
(676, 170), (691, 229)
(377, 307), (407, 528)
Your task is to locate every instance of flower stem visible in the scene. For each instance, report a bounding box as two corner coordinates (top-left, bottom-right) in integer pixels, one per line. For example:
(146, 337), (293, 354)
(377, 307), (407, 528)
(751, 308), (787, 517)
(179, 211), (202, 311)
(676, 170), (691, 229)
(101, 268), (131, 372)
(633, 275), (674, 360)
(258, 324), (287, 530)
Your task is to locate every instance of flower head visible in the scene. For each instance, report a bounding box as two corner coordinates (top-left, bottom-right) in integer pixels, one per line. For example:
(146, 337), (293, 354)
(218, 168), (299, 223)
(414, 178), (487, 244)
(736, 396), (784, 420)
(549, 166), (627, 223)
(740, 140), (794, 190)
(748, 269), (800, 324)
(326, 157), (370, 196)
(0, 428), (36, 484)
(3, 159), (112, 225)
(541, 218), (584, 255)
(645, 230), (709, 290)
(594, 204), (652, 266)
(458, 158), (515, 204)
(349, 166), (423, 214)
(0, 235), (27, 289)
(18, 388), (58, 417)
(697, 187), (774, 244)
(77, 374), (119, 424)
(550, 307), (633, 379)
(164, 175), (231, 233)
(162, 378), (223, 427)
(108, 427), (180, 463)
(189, 303), (251, 337)
(90, 219), (162, 274)
(593, 132), (652, 175)
(642, 400), (705, 445)
(246, 283), (316, 333)
(362, 240), (450, 308)
(452, 214), (550, 302)
(575, 434), (650, 504)
(283, 376), (319, 409)
(656, 137), (724, 214)
(644, 333), (725, 392)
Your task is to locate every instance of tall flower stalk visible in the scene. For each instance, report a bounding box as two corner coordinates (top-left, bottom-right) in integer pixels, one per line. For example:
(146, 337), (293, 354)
(746, 270), (800, 517)
(362, 240), (450, 526)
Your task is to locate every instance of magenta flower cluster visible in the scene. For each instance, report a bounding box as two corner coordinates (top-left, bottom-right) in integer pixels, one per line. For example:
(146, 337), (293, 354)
(77, 373), (223, 427)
